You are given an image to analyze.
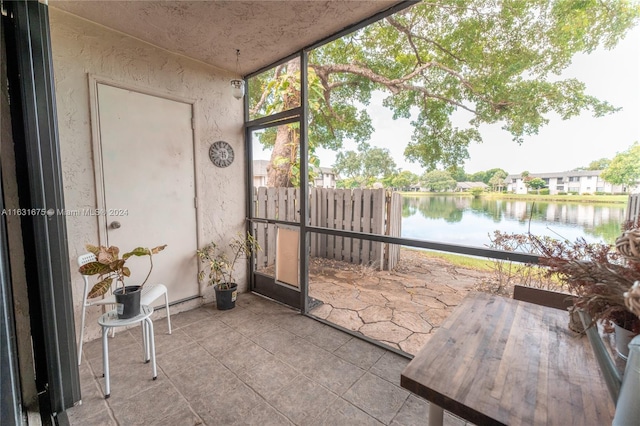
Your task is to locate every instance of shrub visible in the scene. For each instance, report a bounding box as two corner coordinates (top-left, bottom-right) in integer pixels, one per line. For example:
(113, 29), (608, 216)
(558, 191), (567, 195)
(471, 187), (484, 197)
(595, 191), (606, 195)
(487, 231), (562, 294)
(539, 189), (550, 195)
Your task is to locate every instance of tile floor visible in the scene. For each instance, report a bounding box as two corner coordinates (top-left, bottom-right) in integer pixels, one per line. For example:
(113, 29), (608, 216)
(67, 292), (471, 425)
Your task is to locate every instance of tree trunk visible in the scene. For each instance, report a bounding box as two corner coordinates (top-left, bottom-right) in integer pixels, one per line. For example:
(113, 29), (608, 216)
(267, 59), (301, 188)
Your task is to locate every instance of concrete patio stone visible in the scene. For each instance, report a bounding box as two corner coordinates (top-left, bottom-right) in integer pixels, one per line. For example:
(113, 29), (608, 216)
(360, 322), (412, 342)
(305, 323), (353, 352)
(311, 397), (383, 425)
(236, 354), (299, 400)
(392, 311), (433, 334)
(306, 249), (496, 355)
(68, 292), (475, 426)
(360, 305), (393, 323)
(326, 307), (364, 331)
(369, 351), (409, 386)
(343, 372), (409, 424)
(334, 337), (385, 370)
(268, 377), (339, 425)
(399, 333), (431, 355)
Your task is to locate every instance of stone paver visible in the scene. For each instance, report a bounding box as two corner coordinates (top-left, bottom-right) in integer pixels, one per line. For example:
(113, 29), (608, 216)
(69, 293), (475, 426)
(309, 248), (490, 355)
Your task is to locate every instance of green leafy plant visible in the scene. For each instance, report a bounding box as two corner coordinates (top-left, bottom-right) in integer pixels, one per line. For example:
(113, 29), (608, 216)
(80, 244), (167, 298)
(197, 232), (261, 290)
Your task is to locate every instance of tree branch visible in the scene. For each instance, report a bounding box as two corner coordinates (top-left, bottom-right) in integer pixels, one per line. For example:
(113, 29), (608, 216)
(386, 16), (423, 65)
(310, 62), (480, 113)
(249, 64), (284, 116)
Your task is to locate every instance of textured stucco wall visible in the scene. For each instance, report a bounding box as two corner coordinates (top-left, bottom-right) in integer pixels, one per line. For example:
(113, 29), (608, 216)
(49, 8), (246, 342)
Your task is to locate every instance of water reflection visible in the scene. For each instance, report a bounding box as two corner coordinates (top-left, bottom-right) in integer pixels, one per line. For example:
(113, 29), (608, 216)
(402, 195), (626, 246)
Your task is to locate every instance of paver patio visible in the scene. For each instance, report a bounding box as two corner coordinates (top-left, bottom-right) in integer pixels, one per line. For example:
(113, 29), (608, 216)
(309, 250), (491, 354)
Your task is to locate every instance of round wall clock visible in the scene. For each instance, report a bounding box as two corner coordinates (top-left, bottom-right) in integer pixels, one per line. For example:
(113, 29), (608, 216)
(209, 141), (234, 168)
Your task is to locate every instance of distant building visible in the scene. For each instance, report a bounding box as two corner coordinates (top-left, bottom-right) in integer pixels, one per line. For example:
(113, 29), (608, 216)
(313, 166), (338, 188)
(252, 160), (338, 188)
(456, 181), (489, 192)
(504, 170), (635, 195)
(252, 159), (270, 188)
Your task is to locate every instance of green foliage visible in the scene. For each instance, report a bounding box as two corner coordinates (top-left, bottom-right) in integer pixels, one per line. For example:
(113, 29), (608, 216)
(421, 170), (456, 192)
(540, 189), (550, 195)
(80, 244), (167, 298)
(251, 1), (639, 180)
(528, 177), (547, 191)
(384, 170), (419, 190)
(447, 166), (468, 182)
(334, 143), (397, 187)
(197, 233), (261, 290)
(488, 170), (508, 190)
(471, 187), (484, 197)
(600, 142), (640, 188)
(588, 158), (611, 170)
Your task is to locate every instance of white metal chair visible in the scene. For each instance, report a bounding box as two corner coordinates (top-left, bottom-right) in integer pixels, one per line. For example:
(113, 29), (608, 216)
(77, 253), (172, 365)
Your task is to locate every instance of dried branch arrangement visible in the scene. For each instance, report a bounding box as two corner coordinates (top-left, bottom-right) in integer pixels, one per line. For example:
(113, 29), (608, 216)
(535, 228), (640, 332)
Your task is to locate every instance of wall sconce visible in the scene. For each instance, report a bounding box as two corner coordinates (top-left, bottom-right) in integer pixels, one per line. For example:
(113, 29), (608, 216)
(230, 49), (244, 100)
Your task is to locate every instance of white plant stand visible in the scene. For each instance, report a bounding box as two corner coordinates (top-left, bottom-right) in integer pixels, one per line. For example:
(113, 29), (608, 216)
(97, 305), (157, 398)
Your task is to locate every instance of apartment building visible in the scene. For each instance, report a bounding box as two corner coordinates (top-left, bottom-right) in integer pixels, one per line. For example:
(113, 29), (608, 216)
(505, 170), (631, 195)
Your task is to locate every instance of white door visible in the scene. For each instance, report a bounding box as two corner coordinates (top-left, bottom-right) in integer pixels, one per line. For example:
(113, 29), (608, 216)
(96, 83), (198, 303)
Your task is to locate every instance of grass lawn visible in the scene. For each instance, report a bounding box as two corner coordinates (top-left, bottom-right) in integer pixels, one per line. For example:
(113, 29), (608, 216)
(405, 247), (495, 272)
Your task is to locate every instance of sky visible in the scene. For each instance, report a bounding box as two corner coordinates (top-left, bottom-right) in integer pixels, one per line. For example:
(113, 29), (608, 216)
(312, 24), (640, 176)
(253, 24), (640, 177)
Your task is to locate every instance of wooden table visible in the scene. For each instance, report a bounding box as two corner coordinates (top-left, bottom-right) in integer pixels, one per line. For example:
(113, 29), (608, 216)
(401, 292), (615, 426)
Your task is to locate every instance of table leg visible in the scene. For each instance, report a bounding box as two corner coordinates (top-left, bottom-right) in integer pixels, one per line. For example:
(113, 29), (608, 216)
(145, 318), (157, 380)
(102, 326), (110, 399)
(429, 403), (443, 426)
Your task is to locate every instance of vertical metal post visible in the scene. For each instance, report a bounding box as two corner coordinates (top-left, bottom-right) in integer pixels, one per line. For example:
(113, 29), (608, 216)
(299, 50), (310, 314)
(5, 0), (80, 417)
(244, 76), (256, 291)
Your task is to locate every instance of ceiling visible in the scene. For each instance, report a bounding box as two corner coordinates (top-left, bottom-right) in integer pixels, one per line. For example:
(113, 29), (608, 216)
(48, 1), (404, 76)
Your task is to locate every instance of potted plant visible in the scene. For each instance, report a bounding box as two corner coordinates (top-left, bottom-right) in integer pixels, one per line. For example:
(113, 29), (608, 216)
(535, 227), (640, 358)
(79, 244), (167, 319)
(197, 232), (261, 310)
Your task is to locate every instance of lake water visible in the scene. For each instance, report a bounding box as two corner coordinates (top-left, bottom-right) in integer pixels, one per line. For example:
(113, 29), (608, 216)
(401, 195), (627, 248)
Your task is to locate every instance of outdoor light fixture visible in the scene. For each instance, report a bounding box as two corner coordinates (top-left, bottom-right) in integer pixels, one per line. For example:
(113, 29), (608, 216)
(230, 49), (245, 100)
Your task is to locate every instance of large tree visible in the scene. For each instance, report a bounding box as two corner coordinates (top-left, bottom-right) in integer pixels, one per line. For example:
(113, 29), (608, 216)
(600, 142), (640, 188)
(421, 170), (457, 192)
(250, 1), (639, 187)
(333, 143), (397, 188)
(488, 170), (508, 191)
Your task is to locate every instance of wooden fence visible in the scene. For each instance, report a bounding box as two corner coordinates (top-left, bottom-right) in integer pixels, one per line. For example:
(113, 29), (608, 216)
(627, 193), (640, 223)
(253, 187), (402, 271)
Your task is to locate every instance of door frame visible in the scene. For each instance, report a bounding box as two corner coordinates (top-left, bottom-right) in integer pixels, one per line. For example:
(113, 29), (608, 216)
(88, 75), (203, 291)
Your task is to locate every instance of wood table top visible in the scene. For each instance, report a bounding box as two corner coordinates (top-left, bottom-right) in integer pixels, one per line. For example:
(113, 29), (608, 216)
(401, 292), (615, 426)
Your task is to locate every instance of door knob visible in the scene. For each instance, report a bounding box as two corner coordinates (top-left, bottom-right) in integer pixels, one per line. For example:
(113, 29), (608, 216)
(110, 221), (121, 229)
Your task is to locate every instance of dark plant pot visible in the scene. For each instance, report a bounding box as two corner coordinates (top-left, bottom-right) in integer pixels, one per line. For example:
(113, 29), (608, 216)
(114, 285), (142, 319)
(214, 283), (237, 310)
